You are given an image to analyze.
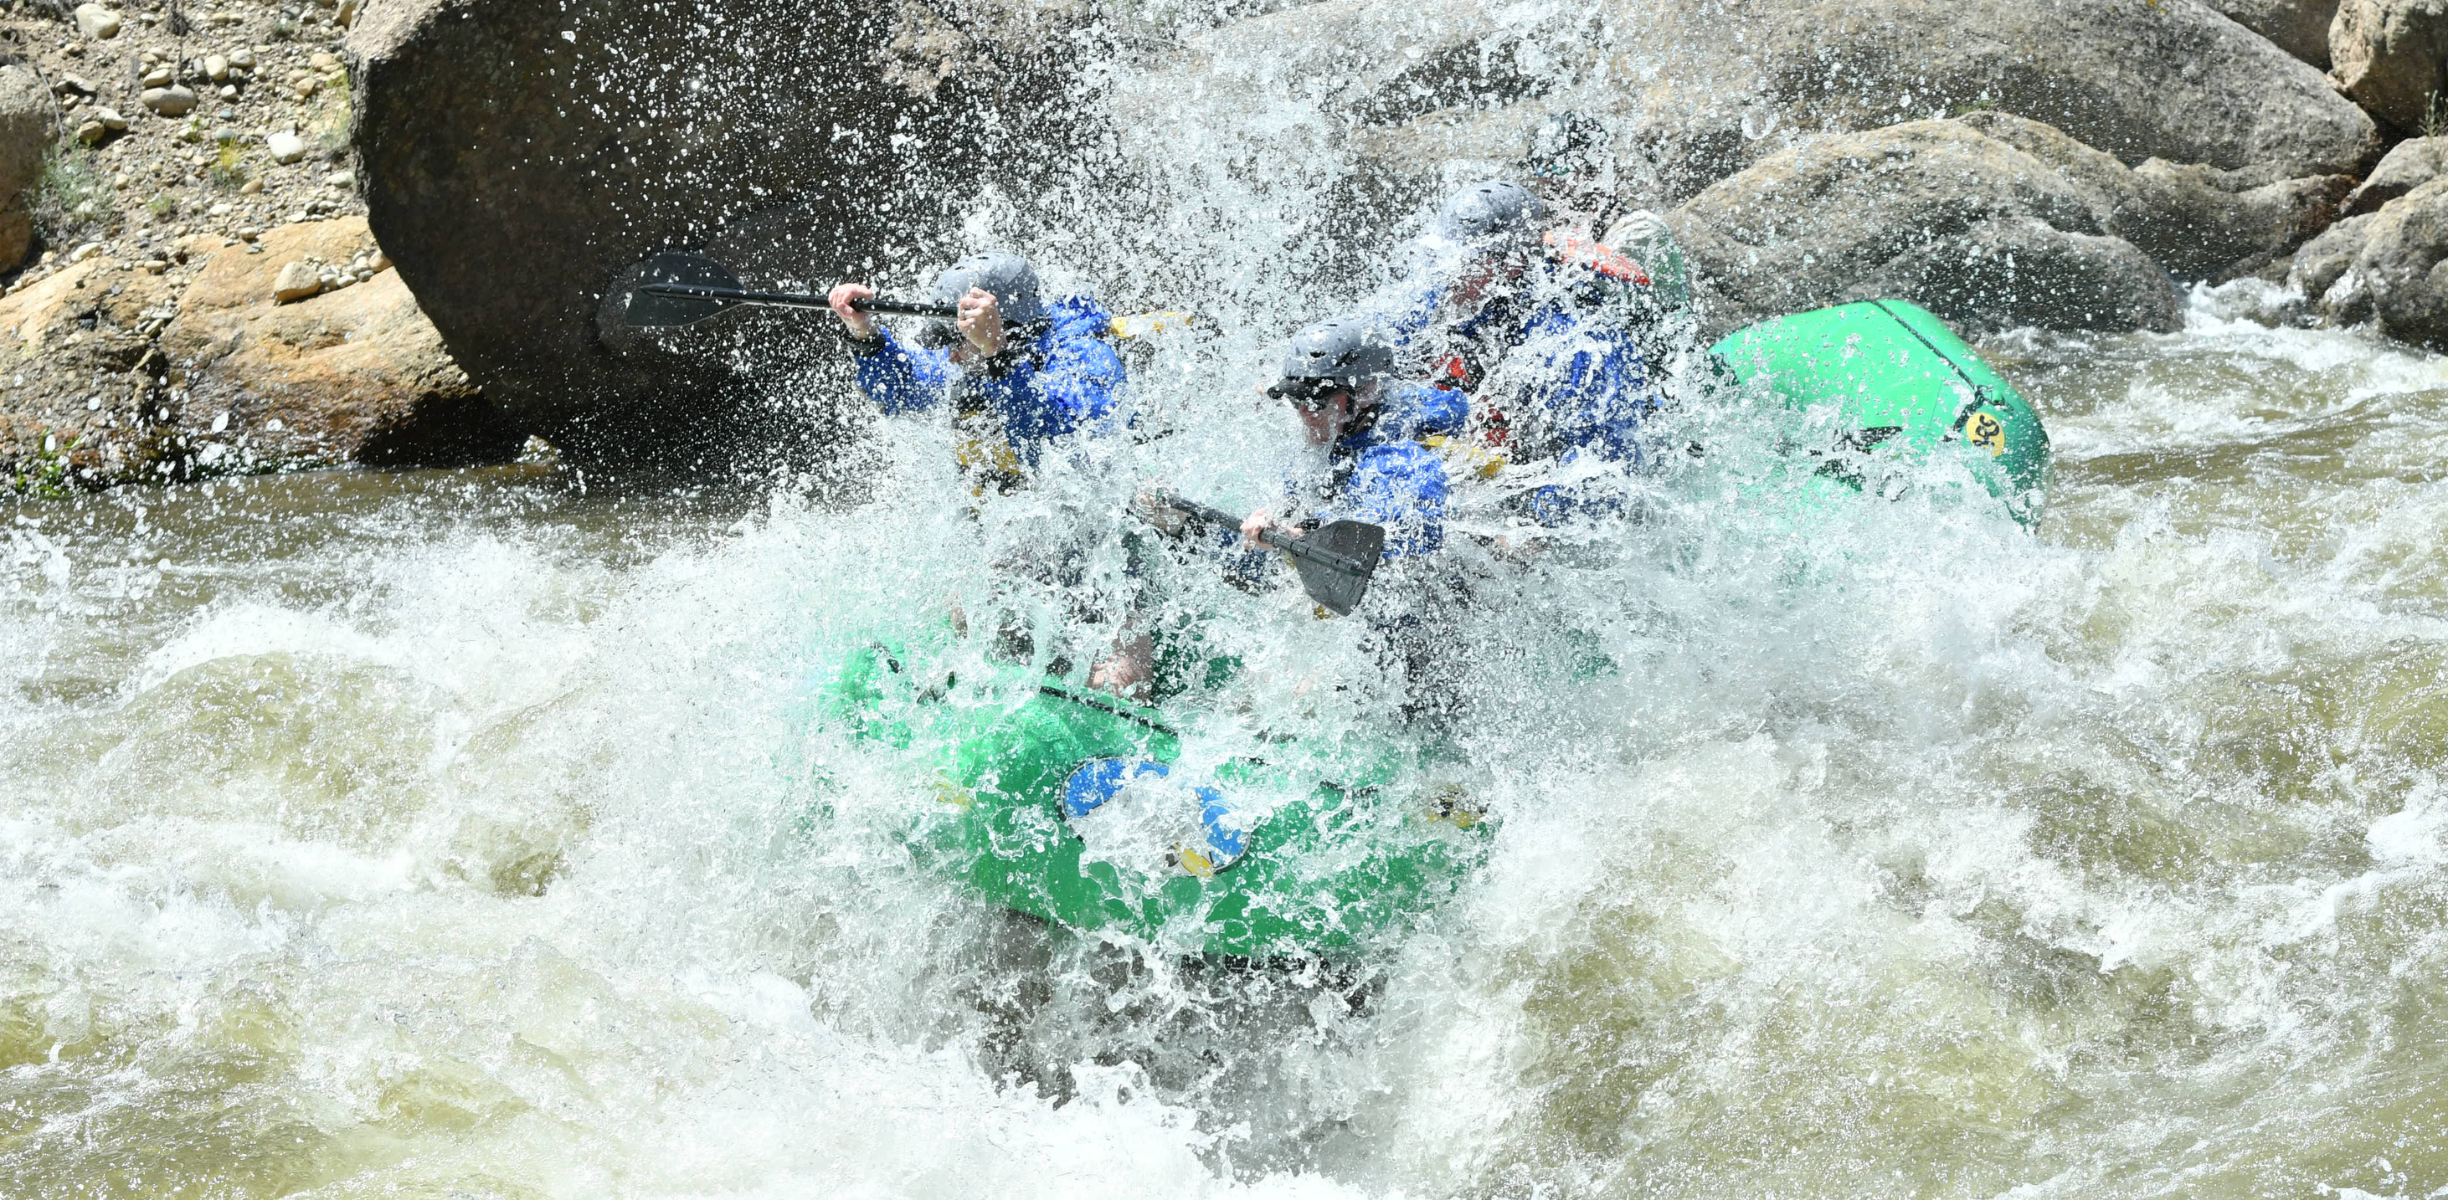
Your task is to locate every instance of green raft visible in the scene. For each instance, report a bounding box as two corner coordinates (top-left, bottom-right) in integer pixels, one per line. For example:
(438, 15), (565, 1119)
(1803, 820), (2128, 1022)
(1709, 298), (2051, 528)
(816, 637), (1494, 959)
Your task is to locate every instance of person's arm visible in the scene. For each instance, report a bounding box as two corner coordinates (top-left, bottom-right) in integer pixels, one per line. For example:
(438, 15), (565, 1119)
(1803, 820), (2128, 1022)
(853, 328), (956, 415)
(827, 282), (881, 341)
(1525, 310), (1661, 464)
(831, 281), (955, 413)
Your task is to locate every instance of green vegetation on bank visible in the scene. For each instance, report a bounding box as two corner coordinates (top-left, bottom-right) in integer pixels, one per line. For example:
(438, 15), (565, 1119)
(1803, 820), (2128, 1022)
(33, 144), (104, 247)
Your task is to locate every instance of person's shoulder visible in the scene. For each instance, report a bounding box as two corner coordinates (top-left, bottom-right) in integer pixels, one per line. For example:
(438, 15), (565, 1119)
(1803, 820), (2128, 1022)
(1353, 438), (1448, 478)
(1046, 295), (1115, 330)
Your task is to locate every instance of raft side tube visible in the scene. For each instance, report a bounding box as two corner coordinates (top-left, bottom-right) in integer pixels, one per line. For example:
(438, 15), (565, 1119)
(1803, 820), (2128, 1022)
(1709, 299), (2051, 527)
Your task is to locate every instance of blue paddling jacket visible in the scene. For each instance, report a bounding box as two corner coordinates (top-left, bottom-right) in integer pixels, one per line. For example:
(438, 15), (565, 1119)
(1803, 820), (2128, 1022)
(1321, 413), (1449, 560)
(850, 297), (1127, 468)
(1361, 259), (1661, 469)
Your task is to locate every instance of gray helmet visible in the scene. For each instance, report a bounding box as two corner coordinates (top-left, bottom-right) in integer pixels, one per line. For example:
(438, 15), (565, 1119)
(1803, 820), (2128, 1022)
(1270, 315), (1395, 401)
(928, 252), (1047, 327)
(1434, 180), (1546, 251)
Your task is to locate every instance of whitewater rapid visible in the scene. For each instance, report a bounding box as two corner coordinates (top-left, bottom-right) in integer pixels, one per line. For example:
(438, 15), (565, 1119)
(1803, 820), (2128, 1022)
(7, 290), (2448, 1197)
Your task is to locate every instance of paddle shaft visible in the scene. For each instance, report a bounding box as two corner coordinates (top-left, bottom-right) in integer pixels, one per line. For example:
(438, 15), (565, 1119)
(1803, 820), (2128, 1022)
(1156, 493), (1373, 578)
(638, 281), (958, 318)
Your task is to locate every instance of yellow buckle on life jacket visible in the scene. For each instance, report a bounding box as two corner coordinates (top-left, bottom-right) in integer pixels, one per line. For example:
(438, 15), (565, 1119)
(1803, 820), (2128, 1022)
(1110, 311), (1198, 340)
(1174, 844), (1218, 878)
(931, 773), (975, 809)
(1422, 434), (1507, 480)
(954, 433), (1030, 498)
(1423, 784), (1485, 828)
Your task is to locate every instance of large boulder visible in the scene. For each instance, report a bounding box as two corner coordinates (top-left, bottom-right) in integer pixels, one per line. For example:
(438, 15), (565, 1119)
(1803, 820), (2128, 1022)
(1670, 120), (2186, 336)
(2298, 176), (2448, 343)
(0, 218), (509, 491)
(2289, 211), (2380, 311)
(2344, 135), (2448, 213)
(1958, 112), (2352, 281)
(1199, 0), (2382, 211)
(2206, 0), (2340, 68)
(1629, 0), (2377, 184)
(2329, 0), (2448, 135)
(2350, 177), (2448, 344)
(157, 217), (521, 469)
(0, 65), (52, 273)
(347, 0), (1101, 468)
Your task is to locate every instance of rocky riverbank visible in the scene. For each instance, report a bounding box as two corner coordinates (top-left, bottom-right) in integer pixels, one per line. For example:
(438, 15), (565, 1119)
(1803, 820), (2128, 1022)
(0, 0), (506, 492)
(11, 0), (2448, 489)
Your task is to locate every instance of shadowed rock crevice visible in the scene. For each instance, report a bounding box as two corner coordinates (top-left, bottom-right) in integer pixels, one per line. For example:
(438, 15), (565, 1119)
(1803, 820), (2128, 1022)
(2208, 0), (2340, 68)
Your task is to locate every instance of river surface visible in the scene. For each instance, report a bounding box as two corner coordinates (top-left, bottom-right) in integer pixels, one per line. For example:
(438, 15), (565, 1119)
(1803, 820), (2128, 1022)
(9, 288), (2448, 1198)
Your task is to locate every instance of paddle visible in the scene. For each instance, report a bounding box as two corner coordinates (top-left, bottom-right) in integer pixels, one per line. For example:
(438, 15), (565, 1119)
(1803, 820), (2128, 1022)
(623, 252), (958, 329)
(619, 251), (1200, 341)
(1149, 492), (1386, 617)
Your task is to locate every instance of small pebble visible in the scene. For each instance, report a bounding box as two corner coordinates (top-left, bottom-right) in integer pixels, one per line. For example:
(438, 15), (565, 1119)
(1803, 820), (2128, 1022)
(272, 259), (323, 302)
(72, 4), (122, 41)
(141, 85), (199, 116)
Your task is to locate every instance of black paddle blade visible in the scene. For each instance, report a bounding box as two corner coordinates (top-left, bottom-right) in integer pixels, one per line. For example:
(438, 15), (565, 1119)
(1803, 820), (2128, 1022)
(1289, 520), (1386, 616)
(623, 252), (742, 328)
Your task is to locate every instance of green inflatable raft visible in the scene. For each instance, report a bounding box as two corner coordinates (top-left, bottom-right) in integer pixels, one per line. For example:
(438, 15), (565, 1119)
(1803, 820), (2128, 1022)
(1710, 298), (2052, 528)
(815, 635), (1495, 959)
(808, 298), (2047, 960)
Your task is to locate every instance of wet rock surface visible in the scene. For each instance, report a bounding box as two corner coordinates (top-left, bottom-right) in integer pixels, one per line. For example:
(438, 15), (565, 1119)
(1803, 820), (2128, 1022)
(2297, 177), (2448, 346)
(2290, 210), (2380, 310)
